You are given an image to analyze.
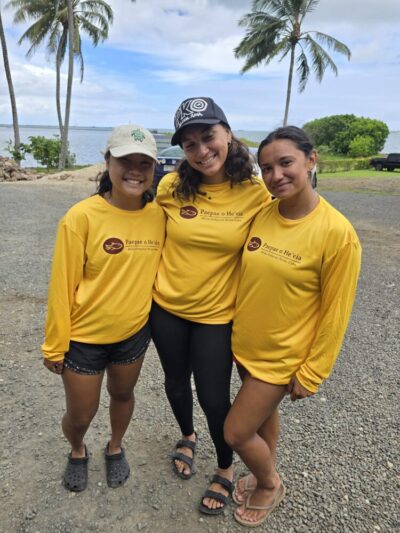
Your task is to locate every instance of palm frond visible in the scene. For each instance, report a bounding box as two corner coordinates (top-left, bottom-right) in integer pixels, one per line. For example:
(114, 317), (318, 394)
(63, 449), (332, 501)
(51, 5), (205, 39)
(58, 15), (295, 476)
(253, 0), (292, 19)
(303, 34), (338, 82)
(296, 45), (310, 91)
(312, 31), (351, 59)
(80, 0), (113, 23)
(299, 0), (319, 21)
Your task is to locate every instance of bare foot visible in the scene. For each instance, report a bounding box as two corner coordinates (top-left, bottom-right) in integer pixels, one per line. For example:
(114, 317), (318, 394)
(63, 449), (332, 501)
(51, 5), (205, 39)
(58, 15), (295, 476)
(202, 466), (234, 511)
(174, 432), (196, 477)
(233, 473), (257, 504)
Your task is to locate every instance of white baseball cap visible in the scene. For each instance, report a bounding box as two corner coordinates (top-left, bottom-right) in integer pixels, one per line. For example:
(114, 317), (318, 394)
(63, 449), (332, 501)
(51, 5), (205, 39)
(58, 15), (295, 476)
(104, 125), (158, 161)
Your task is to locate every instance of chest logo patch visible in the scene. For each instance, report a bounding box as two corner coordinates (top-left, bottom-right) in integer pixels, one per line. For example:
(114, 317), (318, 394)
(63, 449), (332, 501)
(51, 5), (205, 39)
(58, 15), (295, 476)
(180, 205), (198, 219)
(103, 237), (124, 254)
(247, 237), (262, 251)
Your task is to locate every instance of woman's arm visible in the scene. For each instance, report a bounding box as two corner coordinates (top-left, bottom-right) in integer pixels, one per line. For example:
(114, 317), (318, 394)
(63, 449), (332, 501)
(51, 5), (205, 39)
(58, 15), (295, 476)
(296, 239), (362, 393)
(41, 219), (85, 366)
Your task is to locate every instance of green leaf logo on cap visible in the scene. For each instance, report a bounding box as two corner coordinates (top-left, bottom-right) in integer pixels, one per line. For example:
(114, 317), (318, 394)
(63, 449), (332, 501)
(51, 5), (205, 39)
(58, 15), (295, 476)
(131, 128), (146, 142)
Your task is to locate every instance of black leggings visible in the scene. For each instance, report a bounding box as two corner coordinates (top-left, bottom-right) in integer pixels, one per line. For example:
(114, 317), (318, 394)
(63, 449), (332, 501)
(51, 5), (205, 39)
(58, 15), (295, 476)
(150, 301), (233, 469)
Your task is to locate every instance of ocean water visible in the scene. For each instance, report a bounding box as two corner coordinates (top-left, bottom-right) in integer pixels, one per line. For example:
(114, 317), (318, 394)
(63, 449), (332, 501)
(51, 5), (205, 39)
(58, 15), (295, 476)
(0, 125), (399, 167)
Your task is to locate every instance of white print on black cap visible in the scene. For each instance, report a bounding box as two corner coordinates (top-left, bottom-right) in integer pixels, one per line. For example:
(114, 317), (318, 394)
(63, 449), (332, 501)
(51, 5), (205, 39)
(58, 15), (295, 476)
(174, 98), (209, 130)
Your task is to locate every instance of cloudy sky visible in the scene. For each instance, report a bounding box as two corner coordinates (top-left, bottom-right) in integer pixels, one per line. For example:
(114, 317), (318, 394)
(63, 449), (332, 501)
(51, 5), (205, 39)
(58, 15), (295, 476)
(1, 0), (399, 132)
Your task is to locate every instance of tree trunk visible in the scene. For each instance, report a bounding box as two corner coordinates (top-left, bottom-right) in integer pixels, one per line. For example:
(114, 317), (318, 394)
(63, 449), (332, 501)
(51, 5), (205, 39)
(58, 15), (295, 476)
(0, 9), (21, 164)
(283, 44), (296, 126)
(58, 1), (74, 170)
(55, 32), (65, 137)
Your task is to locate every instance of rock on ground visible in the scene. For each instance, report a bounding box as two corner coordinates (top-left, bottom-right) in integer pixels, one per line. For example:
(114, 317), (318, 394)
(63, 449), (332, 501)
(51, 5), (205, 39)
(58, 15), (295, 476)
(0, 157), (43, 182)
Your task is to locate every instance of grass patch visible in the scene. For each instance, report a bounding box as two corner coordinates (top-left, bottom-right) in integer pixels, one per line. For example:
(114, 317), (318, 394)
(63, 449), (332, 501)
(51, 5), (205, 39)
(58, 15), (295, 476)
(319, 169), (400, 179)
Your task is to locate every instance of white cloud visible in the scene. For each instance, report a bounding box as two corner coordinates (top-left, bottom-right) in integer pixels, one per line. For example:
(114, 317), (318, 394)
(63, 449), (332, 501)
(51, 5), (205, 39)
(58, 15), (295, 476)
(1, 0), (399, 131)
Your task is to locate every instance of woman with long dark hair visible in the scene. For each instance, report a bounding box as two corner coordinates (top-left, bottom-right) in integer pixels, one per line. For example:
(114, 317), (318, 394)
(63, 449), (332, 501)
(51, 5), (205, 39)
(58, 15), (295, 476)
(224, 126), (361, 527)
(150, 97), (269, 514)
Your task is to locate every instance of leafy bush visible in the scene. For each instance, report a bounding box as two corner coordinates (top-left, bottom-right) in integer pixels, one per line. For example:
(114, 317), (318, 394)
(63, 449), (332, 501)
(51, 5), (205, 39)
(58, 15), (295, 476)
(348, 135), (376, 157)
(15, 136), (75, 169)
(4, 139), (30, 163)
(303, 115), (389, 157)
(5, 136), (76, 168)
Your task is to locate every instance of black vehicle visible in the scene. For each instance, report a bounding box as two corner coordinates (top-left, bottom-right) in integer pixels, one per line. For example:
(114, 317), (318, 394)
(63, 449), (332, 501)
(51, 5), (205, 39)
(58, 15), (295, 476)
(370, 153), (400, 171)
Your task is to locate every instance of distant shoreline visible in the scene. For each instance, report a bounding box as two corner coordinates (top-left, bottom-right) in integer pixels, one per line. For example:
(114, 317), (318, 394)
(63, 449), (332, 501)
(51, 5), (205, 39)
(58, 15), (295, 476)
(0, 124), (274, 134)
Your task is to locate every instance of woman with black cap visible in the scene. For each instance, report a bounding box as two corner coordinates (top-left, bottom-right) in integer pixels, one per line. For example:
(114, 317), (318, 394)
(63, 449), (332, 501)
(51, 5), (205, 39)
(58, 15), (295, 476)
(150, 97), (270, 514)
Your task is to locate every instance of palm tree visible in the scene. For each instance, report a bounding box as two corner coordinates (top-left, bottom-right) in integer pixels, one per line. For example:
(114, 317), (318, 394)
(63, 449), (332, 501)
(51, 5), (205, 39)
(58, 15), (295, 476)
(235, 0), (351, 125)
(0, 8), (21, 162)
(58, 0), (74, 170)
(6, 0), (114, 135)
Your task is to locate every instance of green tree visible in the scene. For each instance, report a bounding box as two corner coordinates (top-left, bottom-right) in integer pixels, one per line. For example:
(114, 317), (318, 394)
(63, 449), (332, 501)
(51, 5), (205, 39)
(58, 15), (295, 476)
(303, 114), (389, 156)
(0, 8), (21, 163)
(332, 117), (389, 155)
(303, 114), (356, 148)
(235, 0), (351, 125)
(6, 0), (114, 136)
(348, 135), (376, 158)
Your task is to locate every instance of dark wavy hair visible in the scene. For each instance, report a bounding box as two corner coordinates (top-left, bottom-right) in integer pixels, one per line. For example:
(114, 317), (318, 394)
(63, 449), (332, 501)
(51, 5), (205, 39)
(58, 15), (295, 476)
(257, 126), (315, 163)
(174, 128), (256, 201)
(96, 151), (154, 206)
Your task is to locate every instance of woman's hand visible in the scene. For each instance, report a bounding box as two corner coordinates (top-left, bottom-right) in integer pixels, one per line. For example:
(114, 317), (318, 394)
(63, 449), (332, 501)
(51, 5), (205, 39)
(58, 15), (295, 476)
(43, 359), (64, 375)
(287, 375), (314, 401)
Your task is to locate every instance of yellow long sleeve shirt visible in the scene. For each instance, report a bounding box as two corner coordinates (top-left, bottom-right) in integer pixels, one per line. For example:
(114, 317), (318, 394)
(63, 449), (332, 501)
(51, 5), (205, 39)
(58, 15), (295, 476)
(232, 196), (361, 392)
(153, 172), (269, 323)
(42, 195), (165, 361)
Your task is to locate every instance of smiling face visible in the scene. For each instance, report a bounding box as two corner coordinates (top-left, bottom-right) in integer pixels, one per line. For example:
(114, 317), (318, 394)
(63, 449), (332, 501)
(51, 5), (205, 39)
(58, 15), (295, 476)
(258, 139), (316, 201)
(106, 153), (155, 210)
(180, 123), (232, 183)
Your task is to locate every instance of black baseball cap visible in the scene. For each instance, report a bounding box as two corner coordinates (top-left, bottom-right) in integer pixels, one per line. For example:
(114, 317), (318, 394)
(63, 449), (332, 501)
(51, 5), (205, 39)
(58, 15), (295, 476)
(171, 97), (230, 146)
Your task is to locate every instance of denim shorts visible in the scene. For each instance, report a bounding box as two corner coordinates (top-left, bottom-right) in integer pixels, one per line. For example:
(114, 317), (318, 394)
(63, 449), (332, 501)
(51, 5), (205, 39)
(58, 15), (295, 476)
(64, 322), (151, 375)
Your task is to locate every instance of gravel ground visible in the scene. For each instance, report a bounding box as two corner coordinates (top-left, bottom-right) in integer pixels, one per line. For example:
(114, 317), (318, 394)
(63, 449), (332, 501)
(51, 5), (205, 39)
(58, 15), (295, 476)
(0, 181), (399, 533)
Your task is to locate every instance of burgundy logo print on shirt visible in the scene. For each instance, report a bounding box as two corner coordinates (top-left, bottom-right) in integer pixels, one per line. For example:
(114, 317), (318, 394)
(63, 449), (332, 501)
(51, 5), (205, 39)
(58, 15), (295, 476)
(247, 237), (262, 251)
(103, 237), (124, 254)
(180, 206), (198, 219)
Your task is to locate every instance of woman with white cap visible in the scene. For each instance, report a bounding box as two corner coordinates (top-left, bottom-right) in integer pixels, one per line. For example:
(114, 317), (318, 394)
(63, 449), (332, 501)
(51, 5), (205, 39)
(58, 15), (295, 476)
(150, 97), (270, 514)
(42, 125), (165, 492)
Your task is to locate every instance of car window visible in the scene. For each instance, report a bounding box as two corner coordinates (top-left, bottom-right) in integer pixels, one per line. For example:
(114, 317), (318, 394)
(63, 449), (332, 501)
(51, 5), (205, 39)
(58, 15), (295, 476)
(158, 146), (184, 158)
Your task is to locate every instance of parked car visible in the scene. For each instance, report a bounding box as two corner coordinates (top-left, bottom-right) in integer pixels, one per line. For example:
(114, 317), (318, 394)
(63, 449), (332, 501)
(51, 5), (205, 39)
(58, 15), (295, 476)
(370, 153), (400, 171)
(154, 146), (183, 188)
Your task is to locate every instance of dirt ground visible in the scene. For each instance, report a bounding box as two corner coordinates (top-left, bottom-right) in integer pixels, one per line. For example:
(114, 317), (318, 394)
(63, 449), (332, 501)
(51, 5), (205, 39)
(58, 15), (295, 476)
(0, 171), (399, 532)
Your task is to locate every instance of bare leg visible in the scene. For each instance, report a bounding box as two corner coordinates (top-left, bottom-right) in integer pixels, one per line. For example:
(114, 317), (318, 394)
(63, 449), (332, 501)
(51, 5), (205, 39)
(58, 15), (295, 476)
(62, 368), (104, 457)
(106, 357), (144, 454)
(233, 365), (281, 502)
(233, 410), (281, 503)
(224, 376), (286, 524)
